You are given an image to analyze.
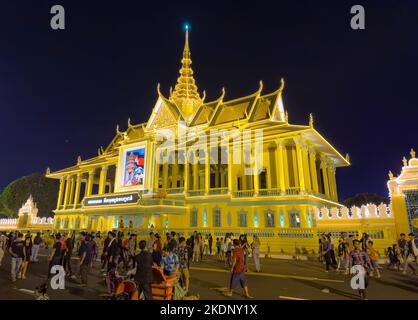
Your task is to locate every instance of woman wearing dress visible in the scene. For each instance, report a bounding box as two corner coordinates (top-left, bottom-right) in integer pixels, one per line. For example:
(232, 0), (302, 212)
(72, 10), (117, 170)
(193, 234), (200, 262)
(251, 235), (261, 272)
(18, 236), (32, 280)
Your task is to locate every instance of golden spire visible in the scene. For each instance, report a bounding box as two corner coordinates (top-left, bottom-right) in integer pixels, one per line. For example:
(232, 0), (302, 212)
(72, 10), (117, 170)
(403, 156), (408, 166)
(170, 28), (202, 118)
(411, 148), (416, 159)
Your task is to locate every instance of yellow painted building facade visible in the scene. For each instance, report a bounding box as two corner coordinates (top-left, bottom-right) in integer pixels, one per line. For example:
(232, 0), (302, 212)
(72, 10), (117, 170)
(44, 31), (410, 254)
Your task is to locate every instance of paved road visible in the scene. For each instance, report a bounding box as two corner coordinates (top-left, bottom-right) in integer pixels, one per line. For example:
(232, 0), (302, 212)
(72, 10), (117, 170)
(0, 250), (417, 300)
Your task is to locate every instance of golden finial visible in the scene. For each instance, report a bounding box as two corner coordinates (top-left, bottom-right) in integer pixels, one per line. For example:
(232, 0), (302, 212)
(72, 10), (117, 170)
(346, 153), (350, 163)
(46, 167), (51, 175)
(98, 148), (101, 156)
(77, 156), (81, 164)
(309, 113), (314, 127)
(388, 170), (394, 180)
(258, 80), (263, 93)
(285, 111), (289, 123)
(128, 118), (132, 127)
(403, 156), (408, 166)
(100, 146), (105, 154)
(411, 148), (416, 159)
(116, 124), (121, 135)
(279, 78), (285, 91)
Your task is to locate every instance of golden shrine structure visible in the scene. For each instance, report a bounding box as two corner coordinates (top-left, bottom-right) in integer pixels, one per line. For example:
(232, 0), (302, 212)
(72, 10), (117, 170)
(41, 30), (415, 254)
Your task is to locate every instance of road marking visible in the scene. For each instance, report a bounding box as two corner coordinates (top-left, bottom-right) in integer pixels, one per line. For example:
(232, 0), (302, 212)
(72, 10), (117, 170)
(278, 295), (308, 300)
(190, 267), (344, 283)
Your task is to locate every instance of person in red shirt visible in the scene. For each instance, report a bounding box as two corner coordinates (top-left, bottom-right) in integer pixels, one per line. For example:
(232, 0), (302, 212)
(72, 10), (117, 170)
(224, 239), (253, 298)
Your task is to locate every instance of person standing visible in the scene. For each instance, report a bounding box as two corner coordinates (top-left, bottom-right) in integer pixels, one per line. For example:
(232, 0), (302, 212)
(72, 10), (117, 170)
(152, 234), (162, 266)
(31, 232), (42, 262)
(146, 232), (155, 253)
(128, 233), (137, 269)
(47, 234), (62, 279)
(367, 241), (381, 278)
(134, 240), (154, 300)
(403, 233), (418, 275)
(77, 234), (94, 287)
(203, 235), (209, 257)
(174, 237), (189, 292)
(216, 238), (221, 260)
(101, 232), (111, 272)
(251, 235), (261, 272)
(9, 232), (24, 282)
(18, 236), (32, 280)
(160, 245), (179, 277)
(225, 234), (233, 268)
(208, 234), (213, 256)
(107, 232), (120, 272)
(328, 234), (338, 266)
(0, 234), (6, 267)
(224, 239), (253, 298)
(322, 235), (336, 272)
(63, 233), (75, 277)
(398, 233), (407, 268)
(349, 239), (371, 300)
(192, 234), (200, 263)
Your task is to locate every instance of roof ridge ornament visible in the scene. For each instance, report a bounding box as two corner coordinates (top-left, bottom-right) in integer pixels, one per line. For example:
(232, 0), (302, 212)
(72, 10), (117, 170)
(403, 156), (408, 166)
(77, 156), (81, 164)
(411, 148), (416, 159)
(309, 113), (314, 127)
(388, 170), (394, 180)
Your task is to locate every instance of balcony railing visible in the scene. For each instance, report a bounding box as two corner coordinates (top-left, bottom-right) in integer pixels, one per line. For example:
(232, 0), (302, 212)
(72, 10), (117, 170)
(208, 188), (229, 195)
(166, 188), (185, 194)
(233, 190), (256, 198)
(188, 190), (206, 197)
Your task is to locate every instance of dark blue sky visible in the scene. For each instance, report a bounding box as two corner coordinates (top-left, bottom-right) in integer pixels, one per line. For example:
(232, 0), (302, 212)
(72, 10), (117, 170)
(0, 0), (417, 200)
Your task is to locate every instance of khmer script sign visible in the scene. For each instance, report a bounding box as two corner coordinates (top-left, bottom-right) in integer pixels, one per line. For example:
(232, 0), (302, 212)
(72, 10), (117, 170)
(83, 193), (140, 207)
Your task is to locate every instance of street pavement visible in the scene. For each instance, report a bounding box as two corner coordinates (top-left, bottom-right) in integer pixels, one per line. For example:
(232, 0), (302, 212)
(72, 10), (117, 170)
(0, 249), (418, 300)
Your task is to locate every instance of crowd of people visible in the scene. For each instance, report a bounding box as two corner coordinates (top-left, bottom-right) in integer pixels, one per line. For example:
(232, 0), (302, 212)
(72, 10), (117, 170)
(0, 229), (260, 300)
(318, 232), (418, 299)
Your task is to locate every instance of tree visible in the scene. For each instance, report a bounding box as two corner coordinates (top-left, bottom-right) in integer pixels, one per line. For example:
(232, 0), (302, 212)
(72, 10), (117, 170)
(342, 193), (388, 208)
(0, 173), (59, 217)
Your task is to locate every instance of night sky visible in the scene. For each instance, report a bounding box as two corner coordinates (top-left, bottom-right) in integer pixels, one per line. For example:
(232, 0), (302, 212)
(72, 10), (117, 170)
(0, 0), (417, 201)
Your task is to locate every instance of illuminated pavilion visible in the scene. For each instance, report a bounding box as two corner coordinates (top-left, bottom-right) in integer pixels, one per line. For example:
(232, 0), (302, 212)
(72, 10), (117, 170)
(45, 30), (405, 254)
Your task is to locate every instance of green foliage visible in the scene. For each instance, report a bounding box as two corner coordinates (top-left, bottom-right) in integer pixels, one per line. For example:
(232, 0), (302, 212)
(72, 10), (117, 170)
(0, 173), (59, 218)
(342, 193), (388, 208)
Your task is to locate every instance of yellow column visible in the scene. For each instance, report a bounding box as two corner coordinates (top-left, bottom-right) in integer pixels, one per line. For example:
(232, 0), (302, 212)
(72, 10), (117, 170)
(162, 151), (169, 189)
(276, 141), (287, 194)
(69, 176), (75, 205)
(172, 152), (179, 189)
(309, 148), (319, 193)
(221, 168), (226, 188)
(301, 142), (311, 191)
(328, 164), (338, 201)
(294, 138), (306, 192)
(86, 171), (95, 197)
(253, 147), (260, 195)
(154, 157), (160, 191)
(193, 153), (199, 190)
(228, 146), (233, 193)
(332, 167), (338, 201)
(57, 177), (65, 209)
(184, 149), (189, 191)
(205, 147), (210, 194)
(98, 166), (108, 195)
(73, 173), (82, 208)
(63, 176), (71, 208)
(291, 147), (299, 187)
(320, 157), (330, 198)
(215, 165), (219, 188)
